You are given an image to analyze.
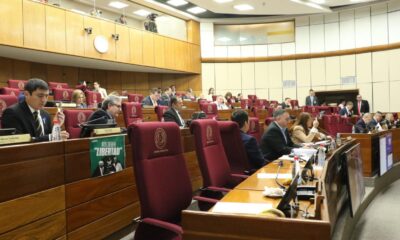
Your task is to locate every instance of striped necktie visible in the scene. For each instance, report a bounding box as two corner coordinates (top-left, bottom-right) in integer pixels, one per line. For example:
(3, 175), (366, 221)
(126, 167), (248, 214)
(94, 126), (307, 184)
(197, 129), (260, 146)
(33, 111), (44, 137)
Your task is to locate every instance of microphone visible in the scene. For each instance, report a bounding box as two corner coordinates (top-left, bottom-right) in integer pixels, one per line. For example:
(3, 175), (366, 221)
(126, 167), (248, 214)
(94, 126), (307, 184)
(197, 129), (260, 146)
(275, 160), (286, 190)
(77, 116), (107, 127)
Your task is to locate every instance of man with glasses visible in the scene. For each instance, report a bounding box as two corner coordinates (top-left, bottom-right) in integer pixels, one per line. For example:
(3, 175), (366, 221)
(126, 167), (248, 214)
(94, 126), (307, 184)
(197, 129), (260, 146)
(2, 78), (69, 141)
(260, 109), (301, 162)
(87, 95), (121, 124)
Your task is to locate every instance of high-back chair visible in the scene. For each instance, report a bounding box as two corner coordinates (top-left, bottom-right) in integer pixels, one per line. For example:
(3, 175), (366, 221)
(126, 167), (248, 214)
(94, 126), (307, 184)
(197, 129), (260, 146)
(254, 99), (268, 109)
(248, 95), (257, 102)
(322, 114), (339, 137)
(191, 119), (247, 190)
(128, 93), (144, 103)
(129, 122), (216, 240)
(122, 102), (143, 127)
(64, 109), (94, 139)
(155, 105), (169, 122)
(211, 95), (217, 101)
(85, 90), (102, 108)
(240, 99), (252, 109)
(48, 82), (69, 91)
(8, 79), (27, 90)
(0, 87), (20, 97)
(290, 99), (299, 108)
(0, 95), (18, 128)
(53, 88), (73, 102)
(248, 117), (262, 143)
(199, 103), (218, 119)
(303, 106), (320, 118)
(218, 121), (251, 174)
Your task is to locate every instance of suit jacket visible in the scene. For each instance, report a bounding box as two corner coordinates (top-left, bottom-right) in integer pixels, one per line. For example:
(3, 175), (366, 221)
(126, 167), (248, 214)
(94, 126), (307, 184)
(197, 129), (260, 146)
(2, 101), (52, 141)
(141, 96), (161, 107)
(368, 118), (380, 130)
(354, 100), (370, 115)
(354, 119), (369, 133)
(281, 102), (292, 109)
(339, 107), (353, 117)
(240, 131), (265, 169)
(305, 96), (319, 106)
(163, 108), (184, 127)
(159, 93), (170, 106)
(260, 121), (301, 161)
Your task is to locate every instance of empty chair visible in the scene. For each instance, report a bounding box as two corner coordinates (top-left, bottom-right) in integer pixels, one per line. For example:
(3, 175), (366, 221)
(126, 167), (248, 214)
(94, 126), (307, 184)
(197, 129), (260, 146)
(322, 115), (339, 137)
(48, 82), (69, 91)
(8, 79), (27, 90)
(211, 95), (217, 101)
(199, 103), (218, 119)
(85, 90), (102, 108)
(64, 109), (94, 139)
(155, 105), (169, 122)
(247, 117), (261, 143)
(128, 93), (144, 103)
(0, 95), (18, 128)
(190, 119), (247, 190)
(290, 99), (299, 108)
(303, 106), (320, 118)
(254, 99), (268, 109)
(248, 95), (257, 102)
(122, 102), (143, 127)
(0, 87), (20, 97)
(129, 122), (216, 240)
(53, 88), (73, 102)
(338, 116), (355, 133)
(240, 99), (252, 109)
(218, 121), (251, 174)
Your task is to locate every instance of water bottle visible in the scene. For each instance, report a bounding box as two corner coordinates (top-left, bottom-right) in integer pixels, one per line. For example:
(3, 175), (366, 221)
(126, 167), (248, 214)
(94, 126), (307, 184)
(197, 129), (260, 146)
(330, 139), (336, 151)
(336, 133), (342, 146)
(317, 145), (326, 167)
(50, 119), (61, 141)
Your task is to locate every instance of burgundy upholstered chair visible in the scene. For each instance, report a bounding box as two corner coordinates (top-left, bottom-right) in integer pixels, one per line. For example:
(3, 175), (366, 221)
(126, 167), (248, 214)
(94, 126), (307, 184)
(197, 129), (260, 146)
(53, 88), (73, 102)
(322, 115), (339, 137)
(218, 121), (251, 175)
(64, 109), (93, 139)
(0, 95), (18, 128)
(85, 90), (102, 108)
(240, 99), (252, 109)
(8, 79), (27, 90)
(122, 102), (143, 127)
(290, 99), (299, 108)
(303, 106), (320, 118)
(129, 122), (216, 240)
(155, 105), (169, 122)
(264, 117), (274, 127)
(199, 103), (218, 119)
(247, 117), (262, 143)
(211, 95), (217, 101)
(127, 94), (144, 103)
(248, 95), (257, 102)
(254, 99), (268, 109)
(48, 82), (69, 91)
(190, 119), (247, 191)
(338, 116), (354, 133)
(0, 87), (20, 97)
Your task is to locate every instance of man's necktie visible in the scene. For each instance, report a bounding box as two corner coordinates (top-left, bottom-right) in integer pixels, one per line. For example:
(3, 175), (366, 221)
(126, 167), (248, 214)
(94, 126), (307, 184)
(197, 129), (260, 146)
(33, 111), (43, 137)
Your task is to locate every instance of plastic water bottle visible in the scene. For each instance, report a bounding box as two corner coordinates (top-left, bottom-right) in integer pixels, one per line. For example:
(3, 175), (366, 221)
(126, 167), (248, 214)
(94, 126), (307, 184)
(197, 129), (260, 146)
(336, 133), (342, 146)
(50, 119), (61, 141)
(317, 145), (326, 167)
(330, 139), (336, 151)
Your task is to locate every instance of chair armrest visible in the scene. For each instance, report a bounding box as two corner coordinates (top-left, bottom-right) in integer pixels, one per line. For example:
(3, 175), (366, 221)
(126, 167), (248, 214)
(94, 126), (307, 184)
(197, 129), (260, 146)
(204, 186), (231, 192)
(141, 218), (183, 235)
(193, 196), (219, 204)
(231, 173), (249, 179)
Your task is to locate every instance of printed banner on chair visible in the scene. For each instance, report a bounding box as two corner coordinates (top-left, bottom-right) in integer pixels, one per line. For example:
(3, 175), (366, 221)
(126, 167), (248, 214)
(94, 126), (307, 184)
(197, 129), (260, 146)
(90, 135), (125, 177)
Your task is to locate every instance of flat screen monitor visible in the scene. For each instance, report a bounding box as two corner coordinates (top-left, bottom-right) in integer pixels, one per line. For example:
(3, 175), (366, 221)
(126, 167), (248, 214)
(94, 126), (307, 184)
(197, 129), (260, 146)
(277, 173), (299, 217)
(343, 143), (365, 217)
(80, 123), (117, 138)
(0, 128), (16, 136)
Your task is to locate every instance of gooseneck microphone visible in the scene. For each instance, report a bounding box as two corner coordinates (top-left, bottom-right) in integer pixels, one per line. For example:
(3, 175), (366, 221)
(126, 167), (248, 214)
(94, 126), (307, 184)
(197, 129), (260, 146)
(77, 116), (107, 127)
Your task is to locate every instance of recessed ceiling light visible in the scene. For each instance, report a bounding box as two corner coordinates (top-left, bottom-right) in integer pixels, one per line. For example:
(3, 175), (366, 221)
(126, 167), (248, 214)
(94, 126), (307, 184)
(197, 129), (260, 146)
(187, 6), (206, 14)
(214, 0), (234, 3)
(167, 0), (188, 6)
(234, 4), (254, 11)
(309, 0), (325, 4)
(239, 37), (247, 41)
(134, 9), (151, 17)
(108, 1), (129, 9)
(218, 37), (231, 42)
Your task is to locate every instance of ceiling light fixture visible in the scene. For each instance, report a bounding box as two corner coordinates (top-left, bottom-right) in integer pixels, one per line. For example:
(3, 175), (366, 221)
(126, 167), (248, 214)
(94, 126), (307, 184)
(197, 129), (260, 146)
(187, 6), (206, 14)
(309, 0), (325, 4)
(134, 9), (151, 17)
(108, 1), (129, 9)
(214, 0), (234, 3)
(167, 0), (188, 6)
(234, 4), (254, 11)
(290, 0), (331, 12)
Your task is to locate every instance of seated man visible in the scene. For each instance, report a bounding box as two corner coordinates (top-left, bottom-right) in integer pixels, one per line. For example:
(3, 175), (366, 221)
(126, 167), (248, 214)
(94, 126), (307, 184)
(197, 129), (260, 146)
(260, 109), (301, 162)
(354, 113), (372, 133)
(87, 95), (121, 124)
(163, 96), (185, 127)
(339, 101), (354, 117)
(2, 78), (69, 141)
(93, 81), (108, 100)
(368, 111), (383, 130)
(159, 87), (172, 106)
(231, 110), (266, 169)
(281, 97), (292, 109)
(214, 95), (229, 110)
(142, 88), (160, 107)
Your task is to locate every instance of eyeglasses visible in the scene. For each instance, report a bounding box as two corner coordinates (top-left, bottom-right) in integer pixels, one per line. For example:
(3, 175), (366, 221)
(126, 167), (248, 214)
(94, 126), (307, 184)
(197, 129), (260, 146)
(113, 104), (121, 108)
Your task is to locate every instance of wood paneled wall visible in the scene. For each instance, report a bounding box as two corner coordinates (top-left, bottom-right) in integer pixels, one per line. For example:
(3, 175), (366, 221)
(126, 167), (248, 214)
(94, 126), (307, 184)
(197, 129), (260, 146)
(0, 57), (202, 96)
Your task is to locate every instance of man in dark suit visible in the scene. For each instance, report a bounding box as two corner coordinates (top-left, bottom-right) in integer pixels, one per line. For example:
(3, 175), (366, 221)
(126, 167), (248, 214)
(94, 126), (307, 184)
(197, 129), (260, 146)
(142, 88), (160, 107)
(281, 97), (292, 109)
(2, 78), (69, 141)
(305, 89), (319, 106)
(339, 101), (354, 117)
(163, 96), (185, 127)
(87, 95), (121, 124)
(231, 110), (266, 169)
(354, 94), (370, 116)
(159, 87), (172, 106)
(260, 109), (301, 162)
(368, 111), (383, 130)
(354, 113), (372, 133)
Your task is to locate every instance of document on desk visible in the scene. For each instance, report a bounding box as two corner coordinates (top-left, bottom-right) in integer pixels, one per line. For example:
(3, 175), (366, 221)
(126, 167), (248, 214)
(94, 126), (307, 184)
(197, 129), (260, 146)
(257, 173), (292, 179)
(212, 202), (273, 215)
(292, 148), (317, 157)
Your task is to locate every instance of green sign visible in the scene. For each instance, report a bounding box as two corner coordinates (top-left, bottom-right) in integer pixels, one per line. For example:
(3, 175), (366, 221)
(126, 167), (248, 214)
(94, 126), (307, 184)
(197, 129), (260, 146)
(90, 135), (125, 177)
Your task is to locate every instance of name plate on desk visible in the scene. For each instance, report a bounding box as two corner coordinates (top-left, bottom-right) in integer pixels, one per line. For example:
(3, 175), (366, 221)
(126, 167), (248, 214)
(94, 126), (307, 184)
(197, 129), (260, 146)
(93, 128), (121, 135)
(59, 102), (77, 108)
(0, 134), (31, 145)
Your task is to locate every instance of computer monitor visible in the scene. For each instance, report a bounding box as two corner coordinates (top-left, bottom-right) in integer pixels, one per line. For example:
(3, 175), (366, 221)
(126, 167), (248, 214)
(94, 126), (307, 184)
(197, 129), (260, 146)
(0, 128), (16, 136)
(301, 154), (315, 182)
(277, 173), (299, 217)
(80, 123), (117, 138)
(343, 143), (365, 217)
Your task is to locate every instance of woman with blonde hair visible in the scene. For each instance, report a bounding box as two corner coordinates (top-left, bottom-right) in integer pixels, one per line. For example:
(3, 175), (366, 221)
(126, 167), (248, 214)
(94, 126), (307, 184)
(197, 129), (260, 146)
(290, 112), (326, 144)
(72, 89), (87, 108)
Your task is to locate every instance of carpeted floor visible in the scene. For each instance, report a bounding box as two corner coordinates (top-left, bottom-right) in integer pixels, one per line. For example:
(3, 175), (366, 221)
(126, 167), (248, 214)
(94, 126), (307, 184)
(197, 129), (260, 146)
(351, 179), (400, 240)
